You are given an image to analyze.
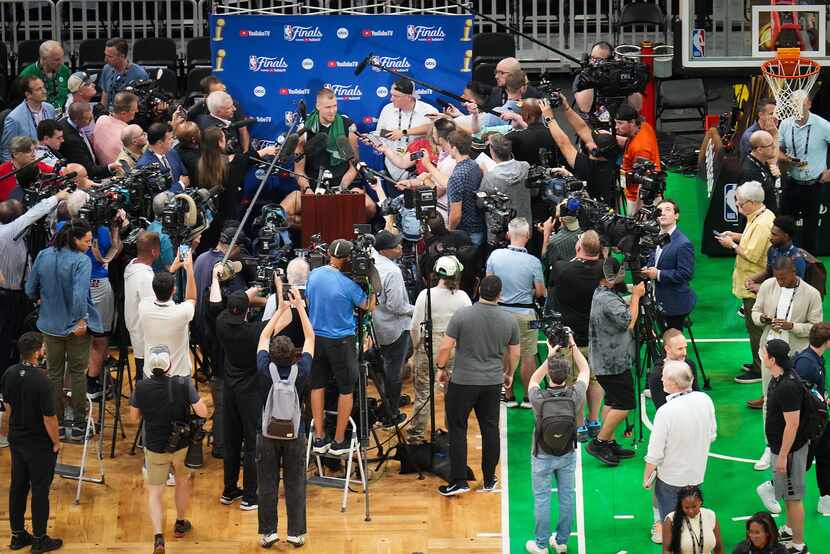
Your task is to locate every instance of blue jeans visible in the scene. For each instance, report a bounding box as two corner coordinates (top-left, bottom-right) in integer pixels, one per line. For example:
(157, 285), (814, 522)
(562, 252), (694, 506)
(468, 231), (484, 247)
(654, 478), (684, 520)
(531, 450), (576, 548)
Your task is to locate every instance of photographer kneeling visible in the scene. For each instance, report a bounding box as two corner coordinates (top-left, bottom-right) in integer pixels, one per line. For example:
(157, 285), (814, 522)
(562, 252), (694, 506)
(130, 345), (208, 554)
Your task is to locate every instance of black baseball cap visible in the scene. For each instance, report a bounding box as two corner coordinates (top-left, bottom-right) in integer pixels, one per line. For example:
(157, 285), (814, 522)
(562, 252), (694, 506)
(374, 230), (402, 251)
(328, 239), (353, 259)
(765, 339), (792, 370)
(225, 290), (249, 324)
(393, 77), (414, 95)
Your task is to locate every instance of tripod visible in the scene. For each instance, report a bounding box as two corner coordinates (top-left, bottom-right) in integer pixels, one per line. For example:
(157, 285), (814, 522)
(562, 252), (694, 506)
(628, 279), (664, 445)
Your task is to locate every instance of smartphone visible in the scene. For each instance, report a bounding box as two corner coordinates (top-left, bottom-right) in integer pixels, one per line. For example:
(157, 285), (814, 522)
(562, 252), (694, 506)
(178, 244), (190, 261)
(379, 129), (392, 139)
(712, 230), (721, 236)
(410, 150), (425, 161)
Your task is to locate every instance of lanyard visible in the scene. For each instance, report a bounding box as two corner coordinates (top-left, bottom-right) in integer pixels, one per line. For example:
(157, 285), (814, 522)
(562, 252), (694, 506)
(397, 108), (415, 146)
(779, 282), (799, 322)
(684, 514), (704, 554)
(749, 154), (771, 182)
(791, 123), (811, 160)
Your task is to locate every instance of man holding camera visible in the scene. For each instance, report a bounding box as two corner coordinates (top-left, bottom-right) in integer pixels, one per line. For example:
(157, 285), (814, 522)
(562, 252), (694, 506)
(371, 231), (414, 424)
(617, 103), (660, 215)
(485, 217), (545, 407)
(479, 133), (531, 226)
(436, 275), (520, 496)
(307, 239), (375, 456)
(130, 344), (208, 554)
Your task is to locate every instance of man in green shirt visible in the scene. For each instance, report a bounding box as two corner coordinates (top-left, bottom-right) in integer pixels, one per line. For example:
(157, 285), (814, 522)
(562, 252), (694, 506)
(19, 40), (70, 111)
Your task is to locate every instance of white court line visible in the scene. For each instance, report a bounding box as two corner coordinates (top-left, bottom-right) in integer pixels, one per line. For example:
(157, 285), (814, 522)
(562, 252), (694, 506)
(477, 532), (502, 537)
(576, 445), (586, 554)
(614, 515), (636, 520)
(538, 337), (749, 345)
(500, 403), (510, 554)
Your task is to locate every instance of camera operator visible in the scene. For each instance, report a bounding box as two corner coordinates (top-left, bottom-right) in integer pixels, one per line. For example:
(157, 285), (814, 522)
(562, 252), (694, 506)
(740, 98), (779, 159)
(129, 344), (208, 554)
(124, 231), (161, 382)
(137, 250), (197, 378)
(255, 288), (314, 548)
(1, 76), (56, 161)
(446, 130), (485, 246)
(485, 217), (545, 407)
(483, 58), (544, 112)
(617, 103), (660, 214)
(371, 231), (415, 423)
(540, 201), (581, 266)
(479, 133), (531, 226)
(146, 191), (177, 273)
(93, 91), (139, 167)
(136, 122), (189, 193)
(1, 331), (63, 553)
(420, 214), (480, 298)
(0, 136), (56, 202)
(505, 99), (557, 167)
(59, 101), (121, 180)
(573, 41), (643, 122)
(26, 220), (102, 440)
(540, 98), (619, 207)
(0, 188), (69, 373)
(585, 257), (646, 466)
(306, 239), (376, 456)
(261, 258), (310, 349)
(115, 124), (147, 173)
(547, 230), (604, 439)
(640, 199), (696, 331)
(99, 38), (148, 110)
(436, 275), (519, 496)
(742, 130), (780, 214)
(188, 77), (250, 154)
(35, 120), (64, 167)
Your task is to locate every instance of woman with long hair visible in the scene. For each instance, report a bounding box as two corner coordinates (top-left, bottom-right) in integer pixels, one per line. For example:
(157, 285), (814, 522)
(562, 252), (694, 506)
(732, 512), (788, 554)
(663, 485), (724, 554)
(175, 121), (202, 189)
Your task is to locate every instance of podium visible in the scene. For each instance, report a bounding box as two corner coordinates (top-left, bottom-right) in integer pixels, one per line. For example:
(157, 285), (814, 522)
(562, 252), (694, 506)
(301, 193), (366, 248)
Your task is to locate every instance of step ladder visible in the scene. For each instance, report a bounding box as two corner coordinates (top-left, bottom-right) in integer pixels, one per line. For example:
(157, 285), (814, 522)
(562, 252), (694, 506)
(56, 392), (106, 504)
(305, 415), (367, 513)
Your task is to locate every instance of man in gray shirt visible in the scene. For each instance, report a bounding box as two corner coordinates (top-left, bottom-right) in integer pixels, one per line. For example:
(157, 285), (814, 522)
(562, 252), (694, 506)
(436, 275), (520, 496)
(479, 133), (531, 242)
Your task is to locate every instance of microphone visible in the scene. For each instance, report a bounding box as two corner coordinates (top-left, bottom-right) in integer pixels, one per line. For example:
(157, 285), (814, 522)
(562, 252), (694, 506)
(335, 135), (355, 161)
(227, 117), (257, 131)
(278, 133), (300, 164)
(354, 53), (374, 76)
(59, 171), (78, 181)
(297, 100), (307, 121)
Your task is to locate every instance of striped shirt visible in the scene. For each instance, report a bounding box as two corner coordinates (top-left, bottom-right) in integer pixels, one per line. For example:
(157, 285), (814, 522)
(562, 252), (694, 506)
(546, 227), (580, 266)
(0, 196), (58, 290)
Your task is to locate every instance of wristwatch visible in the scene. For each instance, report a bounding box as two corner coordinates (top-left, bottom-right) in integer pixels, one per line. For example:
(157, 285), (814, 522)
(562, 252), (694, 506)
(402, 129), (408, 136)
(544, 116), (553, 124)
(732, 242), (738, 250)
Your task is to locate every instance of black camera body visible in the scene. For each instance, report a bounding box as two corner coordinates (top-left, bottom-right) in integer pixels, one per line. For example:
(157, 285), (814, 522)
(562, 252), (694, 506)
(160, 189), (215, 247)
(536, 74), (562, 108)
(123, 78), (179, 129)
(476, 190), (515, 245)
(626, 157), (667, 207)
(575, 58), (649, 99)
(529, 310), (573, 348)
(349, 231), (375, 279)
(77, 186), (129, 228)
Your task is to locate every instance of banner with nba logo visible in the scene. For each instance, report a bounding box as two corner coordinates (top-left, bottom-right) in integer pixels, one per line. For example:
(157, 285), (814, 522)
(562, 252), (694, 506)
(209, 14), (473, 151)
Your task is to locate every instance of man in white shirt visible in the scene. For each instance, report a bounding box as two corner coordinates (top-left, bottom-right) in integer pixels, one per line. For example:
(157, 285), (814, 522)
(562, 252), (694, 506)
(124, 231), (162, 380)
(137, 248), (197, 377)
(643, 360), (716, 544)
(374, 77), (437, 180)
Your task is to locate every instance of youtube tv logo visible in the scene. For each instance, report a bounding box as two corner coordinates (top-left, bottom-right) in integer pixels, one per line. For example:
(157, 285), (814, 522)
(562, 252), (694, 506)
(279, 88), (289, 95)
(327, 60), (337, 68)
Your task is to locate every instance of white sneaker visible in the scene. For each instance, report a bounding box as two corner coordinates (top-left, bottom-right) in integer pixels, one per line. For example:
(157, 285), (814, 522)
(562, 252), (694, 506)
(525, 540), (547, 554)
(0, 434), (8, 448)
(818, 495), (830, 515)
(550, 535), (568, 553)
(166, 472), (176, 487)
(754, 447), (771, 471)
(519, 401), (533, 409)
(756, 480), (782, 514)
(651, 522), (663, 544)
(260, 533), (279, 547)
(286, 535), (305, 546)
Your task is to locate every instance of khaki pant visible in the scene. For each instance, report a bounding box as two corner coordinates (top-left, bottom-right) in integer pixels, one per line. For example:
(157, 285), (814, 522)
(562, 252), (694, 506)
(145, 447), (193, 486)
(44, 333), (91, 424)
(408, 331), (453, 442)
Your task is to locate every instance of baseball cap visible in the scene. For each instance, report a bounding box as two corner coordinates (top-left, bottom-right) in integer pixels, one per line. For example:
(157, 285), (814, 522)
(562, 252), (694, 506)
(225, 290), (250, 324)
(329, 239), (353, 259)
(393, 77), (414, 95)
(147, 345), (171, 372)
(374, 230), (402, 251)
(435, 255), (463, 277)
(67, 71), (97, 94)
(219, 220), (241, 245)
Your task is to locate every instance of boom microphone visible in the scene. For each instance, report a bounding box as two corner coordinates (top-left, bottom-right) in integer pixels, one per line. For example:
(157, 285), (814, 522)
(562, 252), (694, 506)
(297, 100), (307, 120)
(335, 135), (355, 161)
(278, 133), (300, 164)
(227, 117), (257, 131)
(354, 53), (374, 76)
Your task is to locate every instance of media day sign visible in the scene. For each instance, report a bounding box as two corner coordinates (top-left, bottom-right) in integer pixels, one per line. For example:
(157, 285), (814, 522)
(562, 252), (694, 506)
(209, 14), (472, 152)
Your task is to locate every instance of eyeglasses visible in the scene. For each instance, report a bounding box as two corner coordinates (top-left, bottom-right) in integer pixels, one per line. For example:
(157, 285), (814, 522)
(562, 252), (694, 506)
(759, 142), (775, 148)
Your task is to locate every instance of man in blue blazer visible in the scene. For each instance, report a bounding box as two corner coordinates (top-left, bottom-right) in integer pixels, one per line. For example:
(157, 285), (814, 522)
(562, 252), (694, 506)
(136, 122), (189, 193)
(641, 199), (697, 330)
(1, 76), (56, 161)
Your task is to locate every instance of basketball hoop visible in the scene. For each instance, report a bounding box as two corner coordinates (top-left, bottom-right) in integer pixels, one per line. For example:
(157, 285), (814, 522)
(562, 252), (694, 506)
(761, 48), (821, 121)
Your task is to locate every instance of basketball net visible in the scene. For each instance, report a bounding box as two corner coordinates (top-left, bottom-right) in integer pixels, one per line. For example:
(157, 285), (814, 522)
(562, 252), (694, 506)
(761, 48), (821, 121)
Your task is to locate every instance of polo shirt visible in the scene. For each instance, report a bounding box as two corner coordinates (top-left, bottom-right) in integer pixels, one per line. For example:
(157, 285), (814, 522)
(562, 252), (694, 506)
(1, 362), (55, 450)
(447, 158), (484, 234)
(486, 246), (544, 315)
(93, 115), (129, 166)
(779, 112), (830, 181)
(766, 242), (807, 278)
(19, 62), (71, 110)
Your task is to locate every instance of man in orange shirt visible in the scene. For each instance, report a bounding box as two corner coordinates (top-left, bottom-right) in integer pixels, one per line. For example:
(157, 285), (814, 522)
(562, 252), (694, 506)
(617, 104), (660, 214)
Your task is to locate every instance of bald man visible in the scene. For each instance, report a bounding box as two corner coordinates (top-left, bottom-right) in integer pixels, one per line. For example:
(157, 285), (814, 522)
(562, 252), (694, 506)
(62, 163), (95, 192)
(483, 57), (544, 111)
(19, 40), (71, 109)
(741, 129), (780, 213)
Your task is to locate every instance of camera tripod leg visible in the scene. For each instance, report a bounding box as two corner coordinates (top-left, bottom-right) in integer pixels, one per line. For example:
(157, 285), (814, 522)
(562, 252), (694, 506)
(684, 319), (711, 390)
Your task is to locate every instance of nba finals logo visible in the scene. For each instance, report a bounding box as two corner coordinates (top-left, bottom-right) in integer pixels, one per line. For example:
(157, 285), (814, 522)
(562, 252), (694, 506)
(214, 49), (226, 72)
(213, 18), (225, 42)
(461, 50), (472, 73)
(461, 19), (473, 42)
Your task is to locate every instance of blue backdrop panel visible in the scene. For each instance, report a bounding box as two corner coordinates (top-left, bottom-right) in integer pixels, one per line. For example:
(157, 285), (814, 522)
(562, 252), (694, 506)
(209, 13), (473, 147)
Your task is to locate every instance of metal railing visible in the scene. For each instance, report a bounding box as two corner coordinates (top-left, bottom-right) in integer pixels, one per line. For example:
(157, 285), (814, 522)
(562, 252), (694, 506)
(0, 0), (57, 49)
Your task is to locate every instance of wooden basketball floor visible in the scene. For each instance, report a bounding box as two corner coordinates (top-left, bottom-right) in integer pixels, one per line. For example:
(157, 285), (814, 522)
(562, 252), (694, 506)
(0, 357), (503, 553)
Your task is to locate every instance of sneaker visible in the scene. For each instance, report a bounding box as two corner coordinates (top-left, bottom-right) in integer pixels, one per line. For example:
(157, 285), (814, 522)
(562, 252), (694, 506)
(519, 401), (533, 409)
(328, 439), (351, 456)
(818, 494), (830, 515)
(754, 447), (772, 471)
(608, 440), (635, 459)
(286, 535), (305, 547)
(438, 482), (470, 496)
(525, 540), (547, 554)
(644, 388), (652, 399)
(86, 376), (103, 400)
(153, 534), (165, 554)
(70, 423), (90, 441)
(651, 522), (663, 544)
(260, 533), (279, 548)
(756, 480), (782, 514)
(211, 447), (224, 459)
(738, 305), (745, 318)
(381, 412), (406, 427)
(550, 536), (568, 553)
(586, 440), (619, 466)
(31, 535), (62, 554)
(399, 394), (411, 407)
(586, 420), (601, 439)
(173, 519), (192, 538)
(9, 529), (33, 550)
(735, 371), (762, 384)
(479, 477), (498, 492)
(311, 435), (331, 454)
(0, 434), (8, 448)
(742, 363), (754, 372)
(503, 395), (519, 408)
(58, 427), (66, 441)
(220, 488), (244, 505)
(576, 426), (589, 443)
(779, 525), (793, 543)
(241, 499), (258, 511)
(787, 546), (808, 554)
(166, 472), (176, 487)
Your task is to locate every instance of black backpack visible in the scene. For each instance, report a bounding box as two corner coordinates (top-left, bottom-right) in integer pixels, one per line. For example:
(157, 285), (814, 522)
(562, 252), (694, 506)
(790, 372), (829, 445)
(534, 387), (577, 456)
(796, 248), (827, 299)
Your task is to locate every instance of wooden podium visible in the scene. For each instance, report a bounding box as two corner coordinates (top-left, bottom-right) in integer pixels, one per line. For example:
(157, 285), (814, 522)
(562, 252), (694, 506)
(301, 193), (366, 248)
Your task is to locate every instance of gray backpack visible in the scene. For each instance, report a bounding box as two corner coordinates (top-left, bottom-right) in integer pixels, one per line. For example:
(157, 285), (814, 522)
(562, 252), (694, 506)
(261, 363), (300, 440)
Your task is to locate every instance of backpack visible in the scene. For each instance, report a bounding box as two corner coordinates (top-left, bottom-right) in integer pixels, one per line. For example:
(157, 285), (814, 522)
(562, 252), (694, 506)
(261, 363), (301, 440)
(790, 372), (829, 445)
(796, 248), (827, 298)
(534, 387), (578, 456)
